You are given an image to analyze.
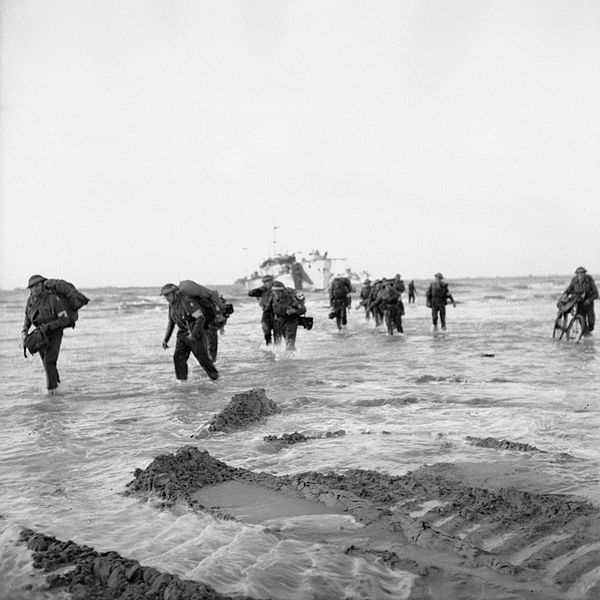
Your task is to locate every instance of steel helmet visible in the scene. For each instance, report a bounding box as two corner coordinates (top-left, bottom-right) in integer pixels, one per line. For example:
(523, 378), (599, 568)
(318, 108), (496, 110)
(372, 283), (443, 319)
(575, 266), (587, 274)
(27, 274), (47, 288)
(272, 281), (285, 290)
(262, 274), (274, 282)
(160, 283), (179, 296)
(434, 272), (444, 279)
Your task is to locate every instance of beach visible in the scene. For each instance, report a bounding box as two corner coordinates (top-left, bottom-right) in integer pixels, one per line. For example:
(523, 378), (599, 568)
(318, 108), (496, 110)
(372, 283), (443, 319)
(1, 276), (599, 599)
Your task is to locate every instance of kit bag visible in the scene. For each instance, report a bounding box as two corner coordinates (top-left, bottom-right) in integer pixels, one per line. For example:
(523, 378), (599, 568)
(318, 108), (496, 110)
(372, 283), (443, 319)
(179, 280), (228, 325)
(44, 279), (90, 327)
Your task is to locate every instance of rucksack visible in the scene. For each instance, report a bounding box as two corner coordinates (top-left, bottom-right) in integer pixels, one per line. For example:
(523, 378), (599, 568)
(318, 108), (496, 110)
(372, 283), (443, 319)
(179, 280), (228, 326)
(331, 277), (351, 299)
(44, 279), (90, 328)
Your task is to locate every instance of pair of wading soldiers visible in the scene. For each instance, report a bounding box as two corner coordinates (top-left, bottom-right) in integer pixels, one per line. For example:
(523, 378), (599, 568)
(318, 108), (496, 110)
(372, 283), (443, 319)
(21, 275), (226, 389)
(159, 283), (229, 381)
(248, 274), (307, 350)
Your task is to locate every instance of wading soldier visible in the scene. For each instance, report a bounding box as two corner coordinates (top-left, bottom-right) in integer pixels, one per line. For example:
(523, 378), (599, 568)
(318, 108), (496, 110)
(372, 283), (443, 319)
(22, 274), (71, 394)
(160, 283), (219, 381)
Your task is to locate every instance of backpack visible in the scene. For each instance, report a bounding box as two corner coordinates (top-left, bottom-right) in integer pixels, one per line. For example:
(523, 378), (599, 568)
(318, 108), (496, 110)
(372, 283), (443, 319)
(44, 279), (90, 328)
(331, 277), (351, 300)
(179, 280), (228, 326)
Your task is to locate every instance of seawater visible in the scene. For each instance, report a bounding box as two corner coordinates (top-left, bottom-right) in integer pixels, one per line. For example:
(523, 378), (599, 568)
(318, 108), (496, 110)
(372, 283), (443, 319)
(0, 277), (598, 600)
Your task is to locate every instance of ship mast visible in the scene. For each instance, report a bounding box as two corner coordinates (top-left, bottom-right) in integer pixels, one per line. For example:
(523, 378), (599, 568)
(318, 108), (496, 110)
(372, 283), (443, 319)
(272, 226), (279, 257)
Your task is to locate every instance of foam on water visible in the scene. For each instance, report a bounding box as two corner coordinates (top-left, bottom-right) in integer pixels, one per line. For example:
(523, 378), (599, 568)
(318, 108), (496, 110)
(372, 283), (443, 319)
(1, 276), (599, 597)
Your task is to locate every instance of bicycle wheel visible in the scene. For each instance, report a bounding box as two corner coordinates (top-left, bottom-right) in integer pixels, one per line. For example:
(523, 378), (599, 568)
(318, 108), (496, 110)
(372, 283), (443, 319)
(566, 315), (585, 342)
(553, 315), (566, 339)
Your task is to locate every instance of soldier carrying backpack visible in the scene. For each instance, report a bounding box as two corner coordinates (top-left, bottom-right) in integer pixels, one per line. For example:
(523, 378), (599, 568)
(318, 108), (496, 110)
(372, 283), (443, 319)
(269, 281), (309, 351)
(21, 274), (89, 394)
(159, 281), (224, 381)
(329, 276), (353, 330)
(178, 280), (233, 362)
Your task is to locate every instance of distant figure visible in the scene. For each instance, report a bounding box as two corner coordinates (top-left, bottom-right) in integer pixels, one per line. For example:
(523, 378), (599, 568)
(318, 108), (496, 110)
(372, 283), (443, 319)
(408, 280), (417, 304)
(561, 267), (598, 335)
(357, 278), (372, 320)
(21, 274), (72, 394)
(248, 275), (275, 345)
(425, 273), (456, 331)
(329, 275), (353, 330)
(369, 279), (404, 334)
(393, 274), (405, 295)
(160, 283), (219, 381)
(269, 281), (307, 351)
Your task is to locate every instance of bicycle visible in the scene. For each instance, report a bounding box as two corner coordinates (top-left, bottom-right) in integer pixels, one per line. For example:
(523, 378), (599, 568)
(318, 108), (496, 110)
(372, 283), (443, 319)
(553, 295), (586, 342)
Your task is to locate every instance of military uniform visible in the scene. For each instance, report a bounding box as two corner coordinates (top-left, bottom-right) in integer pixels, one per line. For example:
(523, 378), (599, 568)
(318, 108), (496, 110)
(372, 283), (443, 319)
(329, 277), (352, 330)
(358, 281), (372, 320)
(368, 280), (384, 326)
(248, 283), (275, 345)
(371, 284), (404, 333)
(393, 275), (405, 295)
(163, 293), (219, 381)
(564, 272), (598, 333)
(23, 287), (70, 391)
(426, 275), (455, 330)
(270, 286), (307, 350)
(408, 281), (416, 304)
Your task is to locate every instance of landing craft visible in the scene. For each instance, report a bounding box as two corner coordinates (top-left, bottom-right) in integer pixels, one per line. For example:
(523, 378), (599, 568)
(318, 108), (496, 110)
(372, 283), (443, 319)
(237, 250), (366, 291)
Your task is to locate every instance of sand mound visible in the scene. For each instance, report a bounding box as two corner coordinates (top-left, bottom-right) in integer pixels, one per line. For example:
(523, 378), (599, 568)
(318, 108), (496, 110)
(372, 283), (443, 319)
(194, 388), (280, 437)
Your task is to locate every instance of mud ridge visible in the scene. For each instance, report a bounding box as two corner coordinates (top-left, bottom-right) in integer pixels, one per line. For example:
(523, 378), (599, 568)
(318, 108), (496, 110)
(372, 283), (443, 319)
(18, 528), (254, 600)
(126, 446), (600, 599)
(465, 436), (544, 453)
(263, 430), (346, 449)
(193, 388), (280, 438)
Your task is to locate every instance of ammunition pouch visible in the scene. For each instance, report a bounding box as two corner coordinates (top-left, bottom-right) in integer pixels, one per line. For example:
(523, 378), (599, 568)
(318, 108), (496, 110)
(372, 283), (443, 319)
(23, 328), (49, 356)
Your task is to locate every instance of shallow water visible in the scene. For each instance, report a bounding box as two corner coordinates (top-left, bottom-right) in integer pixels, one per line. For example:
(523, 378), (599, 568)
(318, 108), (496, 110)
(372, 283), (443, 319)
(0, 276), (598, 599)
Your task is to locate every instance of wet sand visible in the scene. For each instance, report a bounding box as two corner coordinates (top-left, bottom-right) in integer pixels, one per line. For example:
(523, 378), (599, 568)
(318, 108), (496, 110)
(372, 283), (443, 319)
(122, 445), (600, 599)
(18, 389), (600, 599)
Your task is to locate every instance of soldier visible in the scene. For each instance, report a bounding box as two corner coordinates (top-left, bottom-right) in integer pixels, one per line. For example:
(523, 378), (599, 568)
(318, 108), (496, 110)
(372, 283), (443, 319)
(160, 283), (220, 381)
(21, 274), (71, 394)
(357, 278), (372, 320)
(562, 266), (598, 335)
(269, 281), (307, 351)
(425, 273), (456, 331)
(248, 274), (275, 345)
(408, 280), (417, 304)
(393, 273), (405, 295)
(328, 275), (353, 330)
(369, 279), (404, 334)
(369, 279), (385, 327)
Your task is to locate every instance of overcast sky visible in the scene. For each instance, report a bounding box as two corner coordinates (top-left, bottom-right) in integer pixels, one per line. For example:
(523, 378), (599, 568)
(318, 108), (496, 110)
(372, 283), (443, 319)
(1, 1), (599, 289)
